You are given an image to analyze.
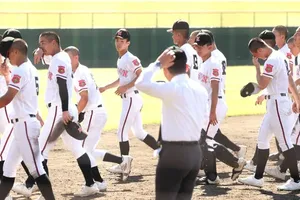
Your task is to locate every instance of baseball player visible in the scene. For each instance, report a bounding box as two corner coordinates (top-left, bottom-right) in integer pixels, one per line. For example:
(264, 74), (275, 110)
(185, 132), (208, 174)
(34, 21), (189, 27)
(192, 33), (246, 185)
(64, 46), (133, 182)
(238, 38), (300, 191)
(36, 31), (99, 197)
(99, 29), (159, 175)
(0, 38), (55, 200)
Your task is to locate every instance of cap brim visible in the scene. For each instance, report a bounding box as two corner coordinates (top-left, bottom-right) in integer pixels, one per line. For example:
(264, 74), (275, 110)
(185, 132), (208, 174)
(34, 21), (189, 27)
(167, 29), (173, 33)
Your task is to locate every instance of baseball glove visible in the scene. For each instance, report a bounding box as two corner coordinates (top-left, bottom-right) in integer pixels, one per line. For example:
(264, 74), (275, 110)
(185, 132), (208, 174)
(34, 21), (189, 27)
(64, 121), (88, 140)
(48, 119), (88, 143)
(240, 82), (260, 97)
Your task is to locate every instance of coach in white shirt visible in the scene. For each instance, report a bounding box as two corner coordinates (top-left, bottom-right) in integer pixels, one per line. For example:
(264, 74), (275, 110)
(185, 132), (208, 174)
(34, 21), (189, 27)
(136, 46), (208, 200)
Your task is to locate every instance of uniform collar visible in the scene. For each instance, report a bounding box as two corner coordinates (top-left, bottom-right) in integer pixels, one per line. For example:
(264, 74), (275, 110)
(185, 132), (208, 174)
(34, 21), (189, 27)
(171, 73), (189, 82)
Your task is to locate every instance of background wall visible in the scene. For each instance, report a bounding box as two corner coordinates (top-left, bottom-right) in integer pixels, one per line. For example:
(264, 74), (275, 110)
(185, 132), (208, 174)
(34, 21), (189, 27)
(3, 27), (297, 68)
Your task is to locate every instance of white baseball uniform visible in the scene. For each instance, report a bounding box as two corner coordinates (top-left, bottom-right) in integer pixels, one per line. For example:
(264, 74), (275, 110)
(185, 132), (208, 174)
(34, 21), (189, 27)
(196, 56), (227, 145)
(257, 50), (294, 152)
(212, 49), (227, 93)
(291, 54), (300, 145)
(38, 51), (86, 160)
(117, 51), (147, 142)
(73, 64), (107, 162)
(3, 60), (45, 178)
(279, 43), (294, 73)
(180, 43), (202, 81)
(0, 57), (14, 162)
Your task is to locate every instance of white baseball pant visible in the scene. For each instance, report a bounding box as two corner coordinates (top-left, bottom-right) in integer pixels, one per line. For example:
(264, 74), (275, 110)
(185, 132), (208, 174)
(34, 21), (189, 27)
(0, 107), (13, 161)
(81, 106), (108, 165)
(39, 104), (86, 160)
(205, 99), (228, 146)
(3, 117), (45, 178)
(291, 114), (300, 145)
(258, 96), (294, 152)
(117, 92), (147, 142)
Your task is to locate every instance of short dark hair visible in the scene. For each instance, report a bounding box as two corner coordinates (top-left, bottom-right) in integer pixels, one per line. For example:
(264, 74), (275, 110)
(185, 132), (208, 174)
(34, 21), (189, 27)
(273, 25), (288, 40)
(248, 37), (267, 52)
(287, 36), (294, 44)
(11, 39), (28, 56)
(40, 31), (60, 46)
(64, 46), (80, 56)
(166, 46), (187, 75)
(201, 29), (215, 42)
(174, 30), (189, 40)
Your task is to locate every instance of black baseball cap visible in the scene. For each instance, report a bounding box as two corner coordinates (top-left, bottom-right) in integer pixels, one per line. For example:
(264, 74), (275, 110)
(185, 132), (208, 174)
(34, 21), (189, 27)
(0, 37), (14, 58)
(201, 29), (215, 42)
(259, 30), (275, 40)
(3, 29), (22, 39)
(167, 20), (189, 32)
(194, 33), (213, 46)
(115, 29), (130, 41)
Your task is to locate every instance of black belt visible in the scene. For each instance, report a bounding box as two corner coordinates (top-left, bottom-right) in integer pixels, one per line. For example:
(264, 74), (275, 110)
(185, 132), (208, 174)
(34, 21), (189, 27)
(161, 140), (199, 146)
(11, 114), (36, 124)
(47, 103), (52, 108)
(97, 104), (102, 108)
(218, 96), (222, 99)
(265, 93), (286, 99)
(121, 90), (139, 99)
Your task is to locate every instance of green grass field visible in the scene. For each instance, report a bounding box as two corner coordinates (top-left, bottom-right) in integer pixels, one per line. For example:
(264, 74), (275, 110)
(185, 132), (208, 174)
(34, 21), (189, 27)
(37, 66), (265, 131)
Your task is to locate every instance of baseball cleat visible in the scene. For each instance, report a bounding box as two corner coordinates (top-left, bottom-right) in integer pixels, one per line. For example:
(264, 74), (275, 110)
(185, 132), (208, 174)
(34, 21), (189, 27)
(74, 184), (99, 197)
(36, 195), (45, 200)
(195, 176), (220, 185)
(265, 166), (287, 181)
(235, 145), (247, 159)
(231, 158), (246, 181)
(268, 152), (282, 161)
(238, 175), (263, 188)
(12, 183), (34, 197)
(120, 155), (133, 181)
(153, 147), (162, 158)
(277, 178), (300, 191)
(197, 169), (205, 177)
(95, 181), (107, 192)
(4, 195), (13, 200)
(107, 164), (123, 174)
(244, 160), (257, 172)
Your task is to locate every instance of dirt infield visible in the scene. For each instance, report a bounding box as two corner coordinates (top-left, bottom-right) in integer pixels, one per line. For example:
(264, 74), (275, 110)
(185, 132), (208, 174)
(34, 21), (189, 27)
(11, 115), (300, 200)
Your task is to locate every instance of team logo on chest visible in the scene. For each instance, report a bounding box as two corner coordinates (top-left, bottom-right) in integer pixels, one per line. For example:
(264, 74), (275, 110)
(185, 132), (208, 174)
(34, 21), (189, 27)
(118, 68), (128, 77)
(198, 73), (208, 83)
(78, 80), (86, 87)
(265, 64), (273, 73)
(12, 74), (21, 84)
(58, 66), (65, 74)
(287, 53), (292, 59)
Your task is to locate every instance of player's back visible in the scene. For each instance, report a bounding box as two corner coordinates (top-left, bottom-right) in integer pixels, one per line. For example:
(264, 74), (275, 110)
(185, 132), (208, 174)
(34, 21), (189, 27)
(9, 60), (39, 118)
(73, 64), (103, 112)
(117, 51), (142, 93)
(264, 51), (289, 95)
(46, 51), (73, 105)
(180, 43), (202, 81)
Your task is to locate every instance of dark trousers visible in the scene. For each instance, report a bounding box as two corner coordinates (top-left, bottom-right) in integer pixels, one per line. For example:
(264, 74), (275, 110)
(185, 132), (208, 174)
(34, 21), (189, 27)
(155, 142), (201, 200)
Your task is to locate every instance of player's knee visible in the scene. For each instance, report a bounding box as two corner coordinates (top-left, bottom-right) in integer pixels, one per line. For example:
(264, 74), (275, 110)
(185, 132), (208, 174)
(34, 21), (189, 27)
(279, 141), (293, 152)
(134, 130), (147, 140)
(257, 141), (270, 150)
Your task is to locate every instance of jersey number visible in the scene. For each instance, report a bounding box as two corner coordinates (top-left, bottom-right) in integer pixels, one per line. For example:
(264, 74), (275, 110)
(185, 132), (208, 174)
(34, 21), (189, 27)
(221, 60), (226, 75)
(193, 55), (198, 70)
(35, 77), (39, 95)
(284, 60), (289, 76)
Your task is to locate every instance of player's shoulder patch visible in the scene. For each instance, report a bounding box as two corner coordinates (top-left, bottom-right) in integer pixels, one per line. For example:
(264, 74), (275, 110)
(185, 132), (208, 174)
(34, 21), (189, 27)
(78, 79), (86, 87)
(212, 68), (219, 76)
(58, 66), (65, 74)
(132, 59), (140, 66)
(265, 64), (273, 73)
(12, 74), (21, 84)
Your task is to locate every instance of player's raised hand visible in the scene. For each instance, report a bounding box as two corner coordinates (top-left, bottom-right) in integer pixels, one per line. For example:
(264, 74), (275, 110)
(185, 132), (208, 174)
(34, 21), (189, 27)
(34, 48), (44, 65)
(292, 101), (300, 113)
(209, 111), (218, 126)
(115, 85), (127, 96)
(0, 60), (10, 77)
(157, 48), (175, 69)
(255, 94), (265, 105)
(62, 111), (72, 125)
(252, 56), (260, 68)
